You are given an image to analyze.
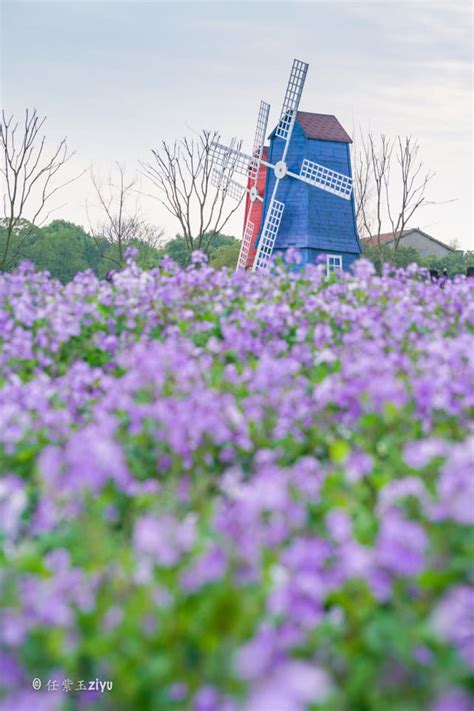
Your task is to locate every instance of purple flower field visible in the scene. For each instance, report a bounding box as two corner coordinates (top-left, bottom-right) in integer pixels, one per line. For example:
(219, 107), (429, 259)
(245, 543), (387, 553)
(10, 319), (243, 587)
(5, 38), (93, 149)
(0, 253), (473, 710)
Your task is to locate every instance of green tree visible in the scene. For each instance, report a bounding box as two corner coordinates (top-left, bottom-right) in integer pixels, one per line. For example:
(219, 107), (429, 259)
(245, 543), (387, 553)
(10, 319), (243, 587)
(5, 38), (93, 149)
(24, 220), (99, 283)
(161, 232), (240, 269)
(95, 237), (163, 278)
(1, 219), (243, 282)
(0, 219), (42, 270)
(425, 251), (474, 277)
(161, 236), (190, 268)
(362, 244), (423, 273)
(210, 242), (240, 270)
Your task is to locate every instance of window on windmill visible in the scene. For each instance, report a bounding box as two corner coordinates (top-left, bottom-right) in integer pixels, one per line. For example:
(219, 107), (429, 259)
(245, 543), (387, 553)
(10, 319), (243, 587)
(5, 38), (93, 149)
(326, 255), (342, 276)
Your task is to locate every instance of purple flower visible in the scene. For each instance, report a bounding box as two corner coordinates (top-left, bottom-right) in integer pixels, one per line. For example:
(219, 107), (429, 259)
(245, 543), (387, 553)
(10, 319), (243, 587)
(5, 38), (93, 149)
(431, 688), (474, 711)
(404, 438), (448, 469)
(0, 690), (64, 711)
(0, 476), (26, 540)
(169, 682), (187, 701)
(376, 510), (427, 577)
(433, 439), (474, 524)
(245, 660), (332, 711)
(378, 477), (429, 515)
(133, 513), (196, 568)
(432, 586), (474, 669)
(102, 605), (123, 631)
(284, 248), (303, 265)
(181, 545), (227, 592)
(0, 651), (23, 688)
(344, 450), (373, 483)
(190, 250), (209, 266)
(193, 685), (220, 711)
(326, 510), (352, 542)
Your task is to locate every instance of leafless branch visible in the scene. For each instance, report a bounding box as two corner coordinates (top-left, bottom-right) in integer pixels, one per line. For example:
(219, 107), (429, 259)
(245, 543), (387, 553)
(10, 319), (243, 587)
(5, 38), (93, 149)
(88, 162), (164, 268)
(0, 109), (82, 271)
(354, 129), (438, 254)
(140, 129), (244, 256)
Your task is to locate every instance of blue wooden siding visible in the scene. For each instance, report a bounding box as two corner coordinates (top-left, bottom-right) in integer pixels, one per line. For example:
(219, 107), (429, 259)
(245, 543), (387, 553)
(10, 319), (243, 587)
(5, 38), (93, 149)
(255, 119), (361, 269)
(274, 248), (358, 272)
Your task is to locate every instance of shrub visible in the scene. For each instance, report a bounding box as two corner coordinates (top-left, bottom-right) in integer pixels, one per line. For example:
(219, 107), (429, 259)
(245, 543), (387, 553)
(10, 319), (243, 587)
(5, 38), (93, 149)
(362, 243), (474, 277)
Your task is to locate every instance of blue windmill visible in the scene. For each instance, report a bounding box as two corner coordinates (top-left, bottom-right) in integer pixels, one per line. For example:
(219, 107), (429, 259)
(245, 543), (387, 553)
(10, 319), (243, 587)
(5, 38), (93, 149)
(211, 59), (361, 273)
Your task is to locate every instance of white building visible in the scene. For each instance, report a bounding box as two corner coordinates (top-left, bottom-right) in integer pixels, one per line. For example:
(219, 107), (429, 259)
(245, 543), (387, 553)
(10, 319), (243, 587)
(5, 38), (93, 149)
(362, 228), (455, 257)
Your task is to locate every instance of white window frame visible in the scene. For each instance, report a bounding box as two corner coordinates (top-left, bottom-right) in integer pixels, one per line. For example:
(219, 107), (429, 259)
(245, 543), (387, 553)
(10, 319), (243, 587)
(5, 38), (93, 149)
(326, 254), (343, 276)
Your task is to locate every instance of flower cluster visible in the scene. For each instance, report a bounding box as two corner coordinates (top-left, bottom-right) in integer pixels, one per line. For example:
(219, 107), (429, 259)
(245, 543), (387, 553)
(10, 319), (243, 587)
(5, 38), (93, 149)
(0, 254), (473, 710)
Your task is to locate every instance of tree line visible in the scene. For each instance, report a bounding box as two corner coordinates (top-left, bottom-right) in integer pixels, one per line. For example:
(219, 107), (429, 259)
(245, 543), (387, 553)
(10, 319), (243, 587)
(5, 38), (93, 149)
(1, 217), (470, 284)
(0, 219), (241, 283)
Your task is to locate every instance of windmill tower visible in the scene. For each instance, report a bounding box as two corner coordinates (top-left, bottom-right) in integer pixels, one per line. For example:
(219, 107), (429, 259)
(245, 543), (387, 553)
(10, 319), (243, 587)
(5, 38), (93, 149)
(211, 59), (361, 273)
(212, 100), (270, 269)
(241, 147), (269, 269)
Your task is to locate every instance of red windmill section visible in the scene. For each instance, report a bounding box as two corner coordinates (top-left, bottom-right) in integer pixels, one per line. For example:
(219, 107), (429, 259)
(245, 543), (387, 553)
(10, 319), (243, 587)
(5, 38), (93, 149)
(242, 147), (269, 270)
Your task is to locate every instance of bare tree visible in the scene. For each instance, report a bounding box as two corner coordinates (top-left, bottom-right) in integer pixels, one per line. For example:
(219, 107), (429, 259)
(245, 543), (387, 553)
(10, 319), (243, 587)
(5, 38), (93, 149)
(0, 109), (80, 271)
(354, 131), (436, 252)
(133, 221), (166, 268)
(354, 133), (393, 247)
(88, 162), (164, 269)
(141, 129), (244, 256)
(385, 137), (436, 251)
(353, 134), (373, 240)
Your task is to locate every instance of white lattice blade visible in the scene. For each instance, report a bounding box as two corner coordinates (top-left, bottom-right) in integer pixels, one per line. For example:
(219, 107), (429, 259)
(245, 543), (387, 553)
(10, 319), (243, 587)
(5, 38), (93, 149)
(212, 164), (247, 201)
(253, 199), (285, 273)
(237, 219), (255, 269)
(298, 159), (353, 200)
(276, 59), (308, 141)
(275, 111), (292, 142)
(253, 101), (270, 156)
(211, 166), (226, 189)
(282, 59), (309, 114)
(209, 142), (254, 178)
(209, 140), (233, 167)
(225, 177), (246, 202)
(249, 101), (270, 181)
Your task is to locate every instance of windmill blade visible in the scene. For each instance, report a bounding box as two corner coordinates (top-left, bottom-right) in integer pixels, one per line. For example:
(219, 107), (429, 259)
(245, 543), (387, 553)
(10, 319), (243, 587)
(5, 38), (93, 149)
(298, 158), (353, 200)
(253, 198), (285, 273)
(212, 167), (264, 205)
(209, 137), (238, 171)
(211, 166), (227, 190)
(237, 219), (255, 269)
(210, 142), (254, 178)
(275, 59), (309, 141)
(211, 167), (247, 201)
(225, 179), (246, 202)
(211, 165), (237, 191)
(249, 100), (270, 181)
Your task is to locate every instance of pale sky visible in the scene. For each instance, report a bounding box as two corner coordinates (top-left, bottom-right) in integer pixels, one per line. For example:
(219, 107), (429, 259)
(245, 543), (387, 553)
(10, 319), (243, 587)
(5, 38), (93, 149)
(1, 0), (473, 248)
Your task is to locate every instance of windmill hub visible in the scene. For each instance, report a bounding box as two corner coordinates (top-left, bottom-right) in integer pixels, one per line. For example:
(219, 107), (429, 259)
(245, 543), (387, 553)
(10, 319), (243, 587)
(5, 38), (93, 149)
(249, 185), (258, 202)
(274, 160), (288, 179)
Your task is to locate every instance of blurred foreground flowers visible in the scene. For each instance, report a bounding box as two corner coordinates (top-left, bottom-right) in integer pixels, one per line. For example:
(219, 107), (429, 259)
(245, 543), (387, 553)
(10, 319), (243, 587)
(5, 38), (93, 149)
(0, 254), (473, 710)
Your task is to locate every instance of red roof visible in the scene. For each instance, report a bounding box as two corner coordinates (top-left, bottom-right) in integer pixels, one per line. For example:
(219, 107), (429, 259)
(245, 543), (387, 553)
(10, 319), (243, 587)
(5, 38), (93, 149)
(361, 228), (455, 252)
(361, 231), (411, 247)
(296, 112), (352, 143)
